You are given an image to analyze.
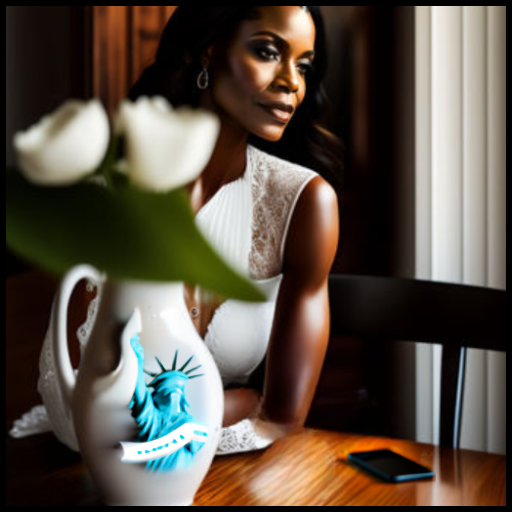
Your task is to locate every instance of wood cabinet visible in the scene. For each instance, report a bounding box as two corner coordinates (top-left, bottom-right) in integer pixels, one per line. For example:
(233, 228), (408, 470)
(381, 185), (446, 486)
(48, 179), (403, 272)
(71, 6), (177, 117)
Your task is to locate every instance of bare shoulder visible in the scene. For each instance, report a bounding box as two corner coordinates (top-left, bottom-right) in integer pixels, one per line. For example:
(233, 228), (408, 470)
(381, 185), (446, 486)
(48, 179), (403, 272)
(282, 175), (340, 289)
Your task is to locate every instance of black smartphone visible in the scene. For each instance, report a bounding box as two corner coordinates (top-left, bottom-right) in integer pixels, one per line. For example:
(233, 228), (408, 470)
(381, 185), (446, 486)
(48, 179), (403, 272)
(347, 449), (435, 483)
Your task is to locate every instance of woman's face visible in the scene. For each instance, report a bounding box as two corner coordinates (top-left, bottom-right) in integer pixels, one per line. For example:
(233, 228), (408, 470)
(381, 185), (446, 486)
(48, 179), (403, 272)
(205, 6), (316, 142)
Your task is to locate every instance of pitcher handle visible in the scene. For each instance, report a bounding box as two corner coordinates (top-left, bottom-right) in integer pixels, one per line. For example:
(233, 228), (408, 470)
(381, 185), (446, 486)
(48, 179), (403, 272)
(54, 264), (106, 407)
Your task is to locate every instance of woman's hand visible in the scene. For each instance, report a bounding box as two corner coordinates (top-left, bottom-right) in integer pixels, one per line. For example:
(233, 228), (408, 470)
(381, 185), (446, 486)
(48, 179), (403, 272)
(216, 389), (303, 456)
(255, 407), (304, 441)
(221, 387), (303, 435)
(222, 387), (262, 428)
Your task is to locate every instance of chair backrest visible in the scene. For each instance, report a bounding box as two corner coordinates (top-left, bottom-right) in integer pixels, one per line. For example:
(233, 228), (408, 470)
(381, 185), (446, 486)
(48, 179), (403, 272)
(328, 274), (506, 449)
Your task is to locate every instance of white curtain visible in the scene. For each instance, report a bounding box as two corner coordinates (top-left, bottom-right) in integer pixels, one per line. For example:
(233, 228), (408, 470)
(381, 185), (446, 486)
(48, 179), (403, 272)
(415, 6), (506, 454)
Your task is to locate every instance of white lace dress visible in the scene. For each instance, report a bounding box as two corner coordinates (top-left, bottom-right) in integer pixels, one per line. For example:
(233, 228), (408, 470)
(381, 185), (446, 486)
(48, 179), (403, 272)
(10, 143), (319, 455)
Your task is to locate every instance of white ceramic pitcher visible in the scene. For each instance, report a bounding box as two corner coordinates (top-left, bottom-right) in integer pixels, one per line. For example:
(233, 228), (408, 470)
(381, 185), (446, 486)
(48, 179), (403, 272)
(41, 264), (224, 506)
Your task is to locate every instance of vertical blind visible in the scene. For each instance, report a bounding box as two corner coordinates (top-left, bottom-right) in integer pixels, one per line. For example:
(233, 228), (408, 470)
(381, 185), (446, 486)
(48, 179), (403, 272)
(415, 6), (506, 454)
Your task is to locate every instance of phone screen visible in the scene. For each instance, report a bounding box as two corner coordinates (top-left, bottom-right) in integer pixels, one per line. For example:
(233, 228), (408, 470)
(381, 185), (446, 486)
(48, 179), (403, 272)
(347, 449), (435, 483)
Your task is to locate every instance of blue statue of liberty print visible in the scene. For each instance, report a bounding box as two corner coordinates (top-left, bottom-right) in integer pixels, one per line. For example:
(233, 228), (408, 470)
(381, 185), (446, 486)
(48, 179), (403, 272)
(126, 335), (208, 472)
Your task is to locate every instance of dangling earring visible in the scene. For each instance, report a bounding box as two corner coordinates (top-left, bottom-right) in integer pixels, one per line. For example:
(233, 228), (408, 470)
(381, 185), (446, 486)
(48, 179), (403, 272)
(197, 66), (209, 90)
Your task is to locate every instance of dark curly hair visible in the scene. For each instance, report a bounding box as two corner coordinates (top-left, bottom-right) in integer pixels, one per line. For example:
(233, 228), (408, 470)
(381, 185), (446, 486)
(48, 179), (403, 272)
(127, 6), (345, 193)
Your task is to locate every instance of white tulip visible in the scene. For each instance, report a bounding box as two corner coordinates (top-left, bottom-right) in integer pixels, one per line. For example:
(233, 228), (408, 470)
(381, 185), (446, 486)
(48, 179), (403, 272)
(13, 98), (110, 186)
(114, 96), (220, 193)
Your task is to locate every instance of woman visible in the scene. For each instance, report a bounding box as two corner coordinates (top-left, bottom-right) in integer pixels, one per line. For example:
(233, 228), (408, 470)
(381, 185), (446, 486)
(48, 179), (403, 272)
(129, 6), (344, 453)
(9, 5), (343, 457)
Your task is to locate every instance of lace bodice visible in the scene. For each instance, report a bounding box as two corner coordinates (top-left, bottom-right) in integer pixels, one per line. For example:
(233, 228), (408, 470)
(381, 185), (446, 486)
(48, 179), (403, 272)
(248, 144), (319, 279)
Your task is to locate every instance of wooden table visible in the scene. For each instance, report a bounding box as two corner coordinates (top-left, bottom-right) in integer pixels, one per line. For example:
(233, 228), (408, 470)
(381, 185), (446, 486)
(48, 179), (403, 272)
(6, 271), (507, 506)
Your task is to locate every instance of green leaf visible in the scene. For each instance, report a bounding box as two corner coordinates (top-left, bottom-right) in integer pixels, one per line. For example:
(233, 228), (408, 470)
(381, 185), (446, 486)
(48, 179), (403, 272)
(6, 167), (266, 303)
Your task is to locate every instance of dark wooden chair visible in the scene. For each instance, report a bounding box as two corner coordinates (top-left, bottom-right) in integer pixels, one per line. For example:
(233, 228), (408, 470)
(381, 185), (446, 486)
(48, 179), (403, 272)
(327, 274), (506, 449)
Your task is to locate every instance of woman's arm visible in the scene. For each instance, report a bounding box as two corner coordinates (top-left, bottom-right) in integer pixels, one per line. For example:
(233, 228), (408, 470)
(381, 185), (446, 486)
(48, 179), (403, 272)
(215, 177), (339, 455)
(258, 176), (340, 433)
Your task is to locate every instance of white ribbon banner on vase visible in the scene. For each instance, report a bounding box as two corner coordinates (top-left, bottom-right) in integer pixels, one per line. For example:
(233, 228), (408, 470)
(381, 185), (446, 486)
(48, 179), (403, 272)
(120, 422), (209, 463)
